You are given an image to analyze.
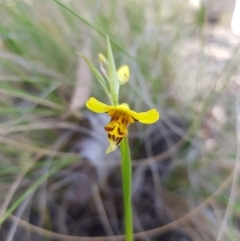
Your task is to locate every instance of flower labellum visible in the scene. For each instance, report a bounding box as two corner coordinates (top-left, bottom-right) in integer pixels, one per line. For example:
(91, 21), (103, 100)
(86, 97), (160, 154)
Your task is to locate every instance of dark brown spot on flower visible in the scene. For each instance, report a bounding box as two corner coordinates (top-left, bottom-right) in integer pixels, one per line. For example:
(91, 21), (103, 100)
(105, 126), (115, 132)
(108, 134), (111, 139)
(118, 127), (124, 136)
(116, 137), (123, 145)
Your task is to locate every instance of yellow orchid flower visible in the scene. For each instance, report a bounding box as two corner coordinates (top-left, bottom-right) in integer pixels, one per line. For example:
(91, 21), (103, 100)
(86, 97), (160, 154)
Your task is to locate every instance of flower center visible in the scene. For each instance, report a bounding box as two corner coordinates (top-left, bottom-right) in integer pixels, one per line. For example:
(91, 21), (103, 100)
(104, 110), (129, 137)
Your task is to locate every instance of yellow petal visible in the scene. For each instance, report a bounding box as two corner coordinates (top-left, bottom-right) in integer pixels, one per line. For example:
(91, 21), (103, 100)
(105, 117), (128, 137)
(129, 109), (160, 124)
(117, 65), (130, 85)
(106, 145), (114, 154)
(108, 103), (130, 115)
(106, 135), (117, 154)
(86, 97), (113, 113)
(106, 144), (117, 154)
(106, 135), (123, 154)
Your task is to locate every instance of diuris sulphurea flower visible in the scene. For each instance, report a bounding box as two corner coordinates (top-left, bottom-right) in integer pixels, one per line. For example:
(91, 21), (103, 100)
(86, 97), (160, 154)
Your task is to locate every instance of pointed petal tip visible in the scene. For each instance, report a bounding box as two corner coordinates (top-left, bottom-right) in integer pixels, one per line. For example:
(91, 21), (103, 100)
(106, 145), (116, 154)
(106, 148), (111, 154)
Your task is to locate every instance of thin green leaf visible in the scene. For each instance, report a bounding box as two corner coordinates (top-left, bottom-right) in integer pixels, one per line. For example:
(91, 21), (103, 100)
(53, 0), (133, 61)
(0, 156), (78, 224)
(77, 53), (113, 104)
(0, 84), (64, 111)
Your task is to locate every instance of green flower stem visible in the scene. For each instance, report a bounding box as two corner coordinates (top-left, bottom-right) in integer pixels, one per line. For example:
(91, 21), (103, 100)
(120, 137), (133, 241)
(107, 36), (119, 106)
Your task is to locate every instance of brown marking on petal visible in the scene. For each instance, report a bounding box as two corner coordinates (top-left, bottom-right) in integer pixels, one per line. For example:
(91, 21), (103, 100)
(116, 137), (123, 145)
(132, 117), (138, 122)
(118, 127), (124, 136)
(105, 126), (115, 132)
(108, 134), (111, 139)
(112, 135), (116, 141)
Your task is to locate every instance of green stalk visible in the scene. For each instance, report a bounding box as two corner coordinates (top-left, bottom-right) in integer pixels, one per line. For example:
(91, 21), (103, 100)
(120, 137), (133, 241)
(107, 36), (119, 106)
